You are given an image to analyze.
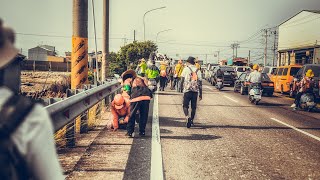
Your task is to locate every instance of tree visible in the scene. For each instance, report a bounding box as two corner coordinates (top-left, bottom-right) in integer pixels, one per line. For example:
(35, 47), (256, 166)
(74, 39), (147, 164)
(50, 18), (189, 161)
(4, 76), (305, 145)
(118, 41), (157, 70)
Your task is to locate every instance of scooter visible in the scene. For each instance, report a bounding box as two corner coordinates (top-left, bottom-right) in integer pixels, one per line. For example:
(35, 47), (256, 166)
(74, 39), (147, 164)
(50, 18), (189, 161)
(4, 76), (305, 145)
(215, 78), (224, 91)
(299, 93), (317, 112)
(148, 78), (157, 93)
(248, 83), (262, 105)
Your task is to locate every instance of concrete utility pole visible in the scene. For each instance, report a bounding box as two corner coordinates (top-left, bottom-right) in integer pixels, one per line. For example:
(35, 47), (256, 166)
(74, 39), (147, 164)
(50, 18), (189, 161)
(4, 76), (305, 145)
(134, 30), (136, 42)
(273, 30), (277, 67)
(231, 43), (240, 59)
(263, 29), (268, 66)
(102, 0), (109, 80)
(248, 50), (251, 65)
(71, 0), (88, 89)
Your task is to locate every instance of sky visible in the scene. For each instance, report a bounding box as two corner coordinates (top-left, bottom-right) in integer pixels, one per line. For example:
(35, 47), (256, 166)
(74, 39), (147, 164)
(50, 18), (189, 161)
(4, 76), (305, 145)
(0, 0), (319, 64)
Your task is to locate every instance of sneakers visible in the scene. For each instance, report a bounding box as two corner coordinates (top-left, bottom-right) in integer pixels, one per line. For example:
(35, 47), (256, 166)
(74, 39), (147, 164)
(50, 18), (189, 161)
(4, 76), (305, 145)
(291, 103), (296, 108)
(139, 132), (145, 136)
(186, 117), (192, 128)
(125, 132), (133, 138)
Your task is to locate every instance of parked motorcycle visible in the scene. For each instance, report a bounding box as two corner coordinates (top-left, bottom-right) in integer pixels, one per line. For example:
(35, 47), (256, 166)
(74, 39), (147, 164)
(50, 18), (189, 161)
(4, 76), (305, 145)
(299, 93), (317, 112)
(215, 78), (224, 91)
(148, 78), (157, 93)
(248, 83), (262, 105)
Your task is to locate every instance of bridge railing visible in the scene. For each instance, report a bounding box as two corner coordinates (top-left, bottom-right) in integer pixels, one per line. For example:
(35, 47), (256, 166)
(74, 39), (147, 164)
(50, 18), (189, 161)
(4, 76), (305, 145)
(44, 80), (121, 147)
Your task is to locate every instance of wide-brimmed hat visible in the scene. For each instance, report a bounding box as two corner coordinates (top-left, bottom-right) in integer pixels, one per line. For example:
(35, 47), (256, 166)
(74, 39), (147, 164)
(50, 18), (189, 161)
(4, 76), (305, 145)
(113, 94), (125, 110)
(0, 20), (18, 69)
(187, 56), (195, 64)
(121, 69), (137, 81)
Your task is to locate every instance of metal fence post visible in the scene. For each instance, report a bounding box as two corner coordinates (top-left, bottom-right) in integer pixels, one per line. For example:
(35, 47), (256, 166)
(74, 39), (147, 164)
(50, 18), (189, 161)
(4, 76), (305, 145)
(80, 110), (88, 133)
(66, 89), (76, 147)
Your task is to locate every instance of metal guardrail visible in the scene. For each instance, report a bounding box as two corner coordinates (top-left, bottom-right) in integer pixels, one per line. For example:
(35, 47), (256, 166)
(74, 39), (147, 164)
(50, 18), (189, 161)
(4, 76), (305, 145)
(45, 80), (121, 147)
(46, 80), (120, 131)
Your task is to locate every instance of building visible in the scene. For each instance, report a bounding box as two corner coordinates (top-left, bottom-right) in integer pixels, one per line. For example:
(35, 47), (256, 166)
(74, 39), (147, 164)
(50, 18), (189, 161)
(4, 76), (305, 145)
(88, 51), (103, 69)
(28, 45), (65, 62)
(278, 10), (320, 66)
(220, 58), (248, 66)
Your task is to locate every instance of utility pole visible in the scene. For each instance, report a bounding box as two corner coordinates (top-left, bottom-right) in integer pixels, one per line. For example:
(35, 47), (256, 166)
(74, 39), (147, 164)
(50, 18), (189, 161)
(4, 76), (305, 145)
(205, 54), (207, 64)
(272, 30), (278, 66)
(231, 43), (240, 59)
(248, 50), (251, 65)
(102, 0), (109, 81)
(71, 0), (88, 89)
(134, 30), (136, 42)
(263, 29), (268, 66)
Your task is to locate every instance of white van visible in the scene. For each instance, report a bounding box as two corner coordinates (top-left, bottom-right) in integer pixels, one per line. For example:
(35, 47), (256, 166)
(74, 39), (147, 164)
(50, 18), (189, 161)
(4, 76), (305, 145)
(234, 66), (251, 77)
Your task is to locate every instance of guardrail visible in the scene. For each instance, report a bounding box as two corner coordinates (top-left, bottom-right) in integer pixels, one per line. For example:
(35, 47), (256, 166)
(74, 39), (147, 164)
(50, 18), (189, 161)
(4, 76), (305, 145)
(45, 80), (121, 147)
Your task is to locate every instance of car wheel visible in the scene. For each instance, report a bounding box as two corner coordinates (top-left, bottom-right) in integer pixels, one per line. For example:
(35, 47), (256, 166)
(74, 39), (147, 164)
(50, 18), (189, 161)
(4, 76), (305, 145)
(240, 86), (245, 95)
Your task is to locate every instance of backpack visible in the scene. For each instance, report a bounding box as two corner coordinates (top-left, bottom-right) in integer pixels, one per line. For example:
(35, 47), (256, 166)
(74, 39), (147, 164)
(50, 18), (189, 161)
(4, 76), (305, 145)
(185, 67), (200, 92)
(160, 70), (167, 77)
(0, 94), (35, 180)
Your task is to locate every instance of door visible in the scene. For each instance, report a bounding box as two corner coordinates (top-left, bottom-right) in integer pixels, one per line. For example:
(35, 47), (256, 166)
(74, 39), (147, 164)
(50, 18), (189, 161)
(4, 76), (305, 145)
(280, 68), (289, 92)
(275, 68), (284, 92)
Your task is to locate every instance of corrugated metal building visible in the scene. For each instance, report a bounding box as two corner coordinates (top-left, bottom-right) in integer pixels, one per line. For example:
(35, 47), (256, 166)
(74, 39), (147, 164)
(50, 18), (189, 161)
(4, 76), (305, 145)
(28, 45), (56, 61)
(278, 10), (320, 66)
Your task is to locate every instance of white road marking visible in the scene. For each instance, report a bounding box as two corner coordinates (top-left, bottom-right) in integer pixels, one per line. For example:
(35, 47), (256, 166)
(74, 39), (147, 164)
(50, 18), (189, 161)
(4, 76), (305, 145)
(150, 93), (164, 180)
(223, 95), (239, 103)
(204, 85), (214, 91)
(270, 118), (320, 142)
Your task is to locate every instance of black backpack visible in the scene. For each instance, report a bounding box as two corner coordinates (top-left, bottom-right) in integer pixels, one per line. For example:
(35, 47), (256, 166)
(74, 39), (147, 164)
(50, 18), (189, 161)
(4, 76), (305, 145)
(0, 94), (35, 180)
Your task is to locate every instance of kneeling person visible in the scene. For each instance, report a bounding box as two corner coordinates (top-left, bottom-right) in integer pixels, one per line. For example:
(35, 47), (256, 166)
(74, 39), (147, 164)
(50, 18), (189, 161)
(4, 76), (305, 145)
(110, 94), (130, 131)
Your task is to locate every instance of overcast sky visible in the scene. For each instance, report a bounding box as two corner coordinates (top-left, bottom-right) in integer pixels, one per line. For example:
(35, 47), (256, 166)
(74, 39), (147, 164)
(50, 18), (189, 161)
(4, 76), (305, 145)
(1, 0), (319, 63)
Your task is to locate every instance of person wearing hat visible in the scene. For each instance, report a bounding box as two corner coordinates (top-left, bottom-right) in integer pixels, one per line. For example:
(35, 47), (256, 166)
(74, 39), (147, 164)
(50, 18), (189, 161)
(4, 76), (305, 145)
(291, 69), (315, 109)
(159, 61), (168, 91)
(137, 58), (147, 77)
(0, 19), (64, 179)
(121, 70), (152, 137)
(174, 59), (184, 92)
(180, 56), (203, 128)
(246, 64), (262, 83)
(109, 94), (130, 131)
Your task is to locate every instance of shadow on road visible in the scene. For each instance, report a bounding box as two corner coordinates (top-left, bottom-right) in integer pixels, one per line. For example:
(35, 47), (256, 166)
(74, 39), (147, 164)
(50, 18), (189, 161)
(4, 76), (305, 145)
(161, 134), (222, 141)
(193, 124), (320, 131)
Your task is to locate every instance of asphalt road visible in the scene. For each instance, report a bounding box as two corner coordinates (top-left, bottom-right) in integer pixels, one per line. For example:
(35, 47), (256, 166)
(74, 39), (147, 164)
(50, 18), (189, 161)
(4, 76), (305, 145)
(159, 81), (320, 180)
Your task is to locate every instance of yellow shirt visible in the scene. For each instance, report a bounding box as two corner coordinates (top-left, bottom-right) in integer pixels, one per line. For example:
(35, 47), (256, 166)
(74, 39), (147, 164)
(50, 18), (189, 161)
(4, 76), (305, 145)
(195, 63), (201, 70)
(175, 64), (184, 77)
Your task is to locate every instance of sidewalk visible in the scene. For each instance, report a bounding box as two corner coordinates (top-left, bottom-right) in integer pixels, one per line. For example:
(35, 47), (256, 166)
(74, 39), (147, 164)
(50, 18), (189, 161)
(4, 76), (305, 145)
(58, 110), (133, 180)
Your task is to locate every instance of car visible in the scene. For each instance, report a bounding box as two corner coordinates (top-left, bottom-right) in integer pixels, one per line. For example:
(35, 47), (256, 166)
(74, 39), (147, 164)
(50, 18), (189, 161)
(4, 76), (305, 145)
(234, 66), (251, 78)
(211, 66), (237, 86)
(270, 65), (301, 93)
(289, 64), (320, 98)
(262, 66), (277, 77)
(234, 72), (274, 96)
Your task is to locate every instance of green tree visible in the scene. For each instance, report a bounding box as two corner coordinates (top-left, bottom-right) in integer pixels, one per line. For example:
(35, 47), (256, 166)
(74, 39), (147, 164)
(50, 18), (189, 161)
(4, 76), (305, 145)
(118, 41), (157, 70)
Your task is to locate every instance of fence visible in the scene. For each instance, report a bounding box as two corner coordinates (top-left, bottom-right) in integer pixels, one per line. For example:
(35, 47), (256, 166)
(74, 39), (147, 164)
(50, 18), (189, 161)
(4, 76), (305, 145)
(44, 80), (121, 147)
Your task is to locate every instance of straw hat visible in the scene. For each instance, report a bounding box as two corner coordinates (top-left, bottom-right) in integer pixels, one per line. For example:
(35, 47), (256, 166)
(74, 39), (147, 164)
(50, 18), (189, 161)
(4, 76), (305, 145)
(306, 69), (314, 78)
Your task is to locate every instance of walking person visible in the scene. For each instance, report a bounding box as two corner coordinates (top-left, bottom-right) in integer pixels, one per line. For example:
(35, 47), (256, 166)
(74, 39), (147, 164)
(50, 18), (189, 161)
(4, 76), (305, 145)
(159, 61), (167, 91)
(167, 62), (174, 90)
(0, 19), (64, 180)
(174, 60), (184, 92)
(121, 70), (152, 137)
(180, 56), (203, 128)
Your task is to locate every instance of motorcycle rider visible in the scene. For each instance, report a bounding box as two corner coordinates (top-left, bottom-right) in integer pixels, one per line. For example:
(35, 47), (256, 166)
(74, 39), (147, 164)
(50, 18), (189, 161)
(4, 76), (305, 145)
(291, 69), (315, 109)
(246, 64), (262, 83)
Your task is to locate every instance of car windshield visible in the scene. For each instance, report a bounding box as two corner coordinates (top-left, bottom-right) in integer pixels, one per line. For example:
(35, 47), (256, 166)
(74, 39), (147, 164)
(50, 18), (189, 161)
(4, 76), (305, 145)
(290, 67), (301, 76)
(221, 67), (234, 72)
(262, 67), (270, 73)
(262, 73), (271, 81)
(237, 67), (250, 72)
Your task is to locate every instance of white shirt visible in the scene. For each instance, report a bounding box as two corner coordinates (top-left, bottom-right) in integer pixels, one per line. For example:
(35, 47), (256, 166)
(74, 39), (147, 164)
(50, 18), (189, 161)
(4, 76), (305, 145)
(181, 65), (202, 92)
(0, 87), (64, 180)
(246, 70), (262, 83)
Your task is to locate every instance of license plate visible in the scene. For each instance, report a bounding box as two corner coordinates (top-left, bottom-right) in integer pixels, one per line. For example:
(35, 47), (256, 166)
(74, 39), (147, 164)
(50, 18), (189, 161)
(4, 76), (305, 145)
(254, 95), (261, 99)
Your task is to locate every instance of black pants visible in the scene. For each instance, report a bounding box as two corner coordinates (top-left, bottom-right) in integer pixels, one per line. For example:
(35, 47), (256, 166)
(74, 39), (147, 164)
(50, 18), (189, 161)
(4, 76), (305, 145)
(160, 76), (167, 90)
(127, 100), (150, 134)
(183, 91), (198, 120)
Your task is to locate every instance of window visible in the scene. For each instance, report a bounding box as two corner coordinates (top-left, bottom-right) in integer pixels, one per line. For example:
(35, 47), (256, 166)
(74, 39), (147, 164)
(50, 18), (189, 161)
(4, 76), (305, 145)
(283, 68), (288, 75)
(289, 67), (301, 76)
(274, 68), (279, 75)
(277, 68), (284, 76)
(239, 73), (246, 80)
(262, 73), (271, 81)
(262, 67), (269, 73)
(270, 68), (277, 75)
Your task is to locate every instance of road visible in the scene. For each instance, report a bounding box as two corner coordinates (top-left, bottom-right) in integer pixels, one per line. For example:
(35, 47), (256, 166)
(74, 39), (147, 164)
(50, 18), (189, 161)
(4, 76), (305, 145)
(158, 81), (320, 179)
(59, 81), (320, 179)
